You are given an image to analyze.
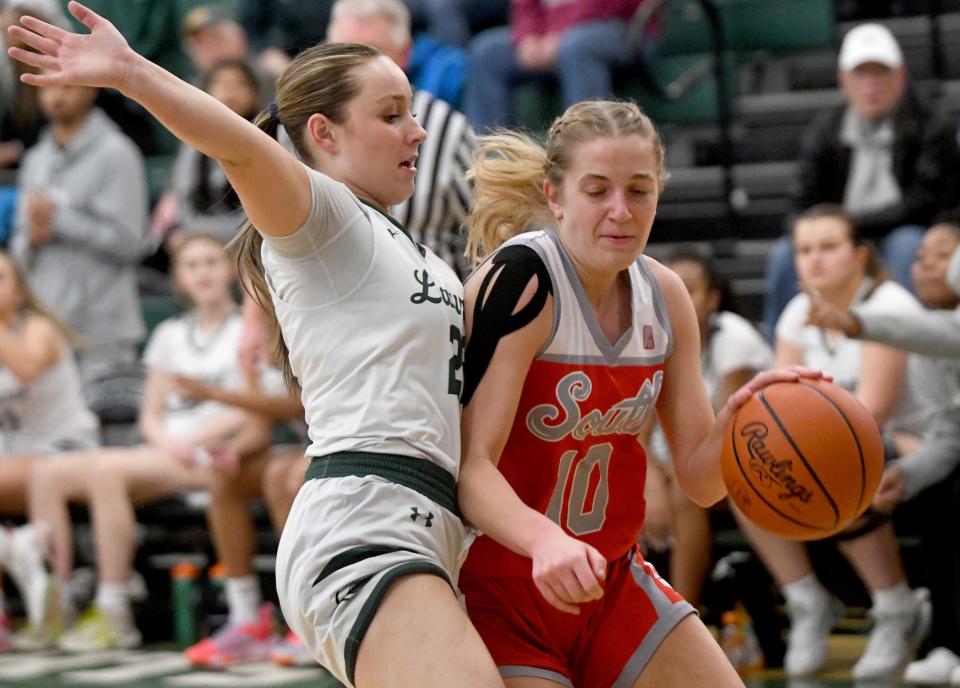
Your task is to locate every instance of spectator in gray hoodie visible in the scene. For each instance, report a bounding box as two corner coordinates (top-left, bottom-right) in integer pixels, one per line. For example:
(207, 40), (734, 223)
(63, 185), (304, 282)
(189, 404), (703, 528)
(12, 80), (147, 382)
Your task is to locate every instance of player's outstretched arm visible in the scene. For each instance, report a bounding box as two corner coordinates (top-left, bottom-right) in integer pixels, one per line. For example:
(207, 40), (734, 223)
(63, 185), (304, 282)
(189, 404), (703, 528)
(7, 1), (309, 238)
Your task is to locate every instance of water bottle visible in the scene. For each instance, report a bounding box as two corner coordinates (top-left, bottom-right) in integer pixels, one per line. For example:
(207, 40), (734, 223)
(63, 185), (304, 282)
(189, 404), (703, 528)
(171, 560), (200, 649)
(720, 607), (764, 675)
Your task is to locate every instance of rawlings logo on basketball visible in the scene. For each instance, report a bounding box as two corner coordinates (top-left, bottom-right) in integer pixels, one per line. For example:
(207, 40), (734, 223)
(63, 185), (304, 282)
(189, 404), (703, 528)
(740, 422), (815, 503)
(526, 370), (662, 442)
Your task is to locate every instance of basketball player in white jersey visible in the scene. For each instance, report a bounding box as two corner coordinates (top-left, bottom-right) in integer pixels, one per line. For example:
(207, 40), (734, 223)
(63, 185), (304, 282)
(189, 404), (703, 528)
(0, 250), (98, 652)
(8, 5), (502, 686)
(23, 234), (269, 652)
(455, 100), (824, 687)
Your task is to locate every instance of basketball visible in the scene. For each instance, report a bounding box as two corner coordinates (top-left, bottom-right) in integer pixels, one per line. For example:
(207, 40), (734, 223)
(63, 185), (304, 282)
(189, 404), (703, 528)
(721, 379), (885, 541)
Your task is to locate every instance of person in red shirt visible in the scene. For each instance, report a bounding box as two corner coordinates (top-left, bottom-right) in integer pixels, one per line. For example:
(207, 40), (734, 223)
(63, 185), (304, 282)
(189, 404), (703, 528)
(464, 0), (645, 131)
(456, 99), (823, 687)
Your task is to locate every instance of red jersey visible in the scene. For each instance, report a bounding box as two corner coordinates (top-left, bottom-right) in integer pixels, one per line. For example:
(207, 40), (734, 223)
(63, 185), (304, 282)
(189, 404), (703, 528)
(463, 231), (672, 577)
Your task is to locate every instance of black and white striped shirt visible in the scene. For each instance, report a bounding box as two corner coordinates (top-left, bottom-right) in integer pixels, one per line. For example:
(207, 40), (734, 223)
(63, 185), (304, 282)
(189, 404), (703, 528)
(393, 89), (475, 277)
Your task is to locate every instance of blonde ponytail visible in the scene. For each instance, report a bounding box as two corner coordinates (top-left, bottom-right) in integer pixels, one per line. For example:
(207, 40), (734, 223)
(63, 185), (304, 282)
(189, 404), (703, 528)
(465, 131), (553, 265)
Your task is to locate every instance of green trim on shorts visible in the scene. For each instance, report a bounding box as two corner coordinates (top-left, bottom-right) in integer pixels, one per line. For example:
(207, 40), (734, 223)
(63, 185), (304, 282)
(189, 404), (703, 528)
(305, 451), (460, 517)
(343, 561), (451, 685)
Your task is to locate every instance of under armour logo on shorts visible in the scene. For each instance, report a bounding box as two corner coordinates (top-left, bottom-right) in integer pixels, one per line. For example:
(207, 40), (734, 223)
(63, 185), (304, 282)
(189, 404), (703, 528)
(410, 507), (434, 527)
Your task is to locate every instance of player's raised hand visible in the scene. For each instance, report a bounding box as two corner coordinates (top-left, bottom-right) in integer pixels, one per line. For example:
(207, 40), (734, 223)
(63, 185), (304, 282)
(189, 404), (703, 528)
(529, 525), (606, 614)
(7, 1), (134, 91)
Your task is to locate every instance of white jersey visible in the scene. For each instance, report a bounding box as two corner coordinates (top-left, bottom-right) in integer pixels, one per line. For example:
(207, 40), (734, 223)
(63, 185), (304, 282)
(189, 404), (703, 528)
(261, 166), (463, 476)
(0, 336), (98, 455)
(650, 310), (771, 463)
(776, 278), (927, 435)
(702, 311), (772, 409)
(142, 310), (244, 438)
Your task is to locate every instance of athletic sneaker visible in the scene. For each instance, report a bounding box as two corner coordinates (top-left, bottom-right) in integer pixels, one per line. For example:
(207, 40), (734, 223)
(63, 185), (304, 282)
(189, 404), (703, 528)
(905, 647), (960, 684)
(11, 579), (65, 651)
(269, 630), (315, 666)
(0, 614), (11, 653)
(58, 606), (142, 653)
(784, 590), (845, 676)
(6, 525), (51, 627)
(853, 587), (932, 680)
(184, 603), (279, 668)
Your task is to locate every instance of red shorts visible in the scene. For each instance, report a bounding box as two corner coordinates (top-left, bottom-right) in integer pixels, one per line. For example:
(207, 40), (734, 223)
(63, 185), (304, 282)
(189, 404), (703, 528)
(460, 548), (696, 688)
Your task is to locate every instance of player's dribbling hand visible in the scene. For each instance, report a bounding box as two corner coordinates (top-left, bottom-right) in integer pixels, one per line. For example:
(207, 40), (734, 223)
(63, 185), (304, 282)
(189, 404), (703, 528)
(529, 525), (606, 615)
(7, 2), (135, 91)
(873, 464), (904, 513)
(716, 365), (831, 429)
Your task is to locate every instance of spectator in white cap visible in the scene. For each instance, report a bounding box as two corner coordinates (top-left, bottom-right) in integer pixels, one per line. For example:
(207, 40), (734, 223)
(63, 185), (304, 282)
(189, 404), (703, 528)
(762, 21), (960, 343)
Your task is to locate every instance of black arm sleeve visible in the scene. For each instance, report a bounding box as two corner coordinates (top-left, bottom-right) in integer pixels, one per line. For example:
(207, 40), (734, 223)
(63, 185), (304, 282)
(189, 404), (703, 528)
(461, 245), (553, 407)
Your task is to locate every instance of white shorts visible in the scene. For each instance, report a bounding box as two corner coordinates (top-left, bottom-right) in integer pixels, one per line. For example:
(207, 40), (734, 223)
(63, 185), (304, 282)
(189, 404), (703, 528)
(276, 454), (469, 687)
(2, 429), (99, 457)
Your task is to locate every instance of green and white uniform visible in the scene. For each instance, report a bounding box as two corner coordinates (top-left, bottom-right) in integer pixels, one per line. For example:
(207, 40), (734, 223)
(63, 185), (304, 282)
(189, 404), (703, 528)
(270, 166), (467, 687)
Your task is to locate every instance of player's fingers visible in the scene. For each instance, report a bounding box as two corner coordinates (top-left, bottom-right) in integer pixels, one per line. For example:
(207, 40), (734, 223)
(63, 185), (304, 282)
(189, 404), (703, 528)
(9, 48), (60, 74)
(18, 14), (70, 42)
(535, 580), (580, 615)
(586, 546), (607, 583)
(67, 1), (108, 32)
(571, 556), (603, 601)
(7, 25), (60, 55)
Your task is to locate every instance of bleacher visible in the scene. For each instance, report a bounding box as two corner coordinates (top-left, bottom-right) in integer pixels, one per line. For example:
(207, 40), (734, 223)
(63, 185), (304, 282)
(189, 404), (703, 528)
(502, 0), (960, 323)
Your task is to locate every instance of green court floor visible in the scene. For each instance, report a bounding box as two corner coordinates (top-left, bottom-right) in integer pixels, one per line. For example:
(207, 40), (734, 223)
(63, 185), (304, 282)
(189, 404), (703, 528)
(0, 637), (938, 687)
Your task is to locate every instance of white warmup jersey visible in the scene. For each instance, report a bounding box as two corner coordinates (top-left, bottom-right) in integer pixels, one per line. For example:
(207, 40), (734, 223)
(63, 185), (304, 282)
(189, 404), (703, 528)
(142, 310), (244, 438)
(0, 338), (98, 455)
(260, 165), (464, 476)
(776, 278), (928, 435)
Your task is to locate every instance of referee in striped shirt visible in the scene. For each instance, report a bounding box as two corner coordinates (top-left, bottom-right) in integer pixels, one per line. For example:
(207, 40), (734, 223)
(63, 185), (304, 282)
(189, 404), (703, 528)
(328, 0), (476, 277)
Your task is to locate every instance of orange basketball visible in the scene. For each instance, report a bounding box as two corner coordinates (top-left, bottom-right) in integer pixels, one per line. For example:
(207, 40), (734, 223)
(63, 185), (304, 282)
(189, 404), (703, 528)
(721, 378), (884, 540)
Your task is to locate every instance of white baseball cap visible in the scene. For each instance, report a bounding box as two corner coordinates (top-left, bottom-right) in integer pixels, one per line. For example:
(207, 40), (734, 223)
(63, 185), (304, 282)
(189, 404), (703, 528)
(838, 23), (903, 71)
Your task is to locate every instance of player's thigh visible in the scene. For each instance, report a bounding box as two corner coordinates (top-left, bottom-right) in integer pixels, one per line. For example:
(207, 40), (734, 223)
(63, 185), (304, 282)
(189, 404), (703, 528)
(93, 447), (210, 503)
(632, 615), (743, 688)
(355, 572), (502, 688)
(0, 455), (35, 513)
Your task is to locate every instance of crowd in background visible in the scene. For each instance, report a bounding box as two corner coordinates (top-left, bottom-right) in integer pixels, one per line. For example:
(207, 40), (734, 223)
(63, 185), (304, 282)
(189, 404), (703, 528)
(1, 0), (960, 683)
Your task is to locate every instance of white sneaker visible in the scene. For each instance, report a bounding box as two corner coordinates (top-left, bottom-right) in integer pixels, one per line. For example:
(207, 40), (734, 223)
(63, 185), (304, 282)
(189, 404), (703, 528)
(853, 587), (932, 680)
(905, 647), (960, 684)
(6, 525), (51, 627)
(58, 606), (142, 653)
(784, 590), (845, 676)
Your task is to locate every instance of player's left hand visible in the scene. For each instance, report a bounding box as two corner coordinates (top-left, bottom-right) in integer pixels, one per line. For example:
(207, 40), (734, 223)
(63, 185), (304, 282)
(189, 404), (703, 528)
(873, 464), (904, 513)
(716, 365), (831, 429)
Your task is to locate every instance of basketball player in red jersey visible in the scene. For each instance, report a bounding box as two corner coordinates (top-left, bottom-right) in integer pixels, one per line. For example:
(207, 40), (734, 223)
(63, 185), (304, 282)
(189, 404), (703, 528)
(457, 100), (824, 687)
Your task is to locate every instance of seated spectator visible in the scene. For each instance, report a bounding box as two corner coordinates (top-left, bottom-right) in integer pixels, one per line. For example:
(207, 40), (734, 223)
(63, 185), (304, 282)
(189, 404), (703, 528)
(403, 0), (509, 47)
(327, 0), (476, 275)
(740, 205), (930, 680)
(178, 360), (309, 668)
(643, 251), (771, 608)
(805, 217), (960, 684)
(11, 78), (147, 383)
(764, 22), (960, 339)
(0, 0), (71, 170)
(181, 4), (278, 91)
(0, 251), (98, 652)
(151, 59), (263, 249)
(20, 234), (272, 652)
(464, 0), (645, 131)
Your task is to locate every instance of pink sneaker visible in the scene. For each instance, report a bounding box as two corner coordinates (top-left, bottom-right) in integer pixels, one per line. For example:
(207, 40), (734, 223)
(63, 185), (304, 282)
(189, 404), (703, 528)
(184, 603), (279, 668)
(269, 630), (315, 666)
(0, 614), (12, 653)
